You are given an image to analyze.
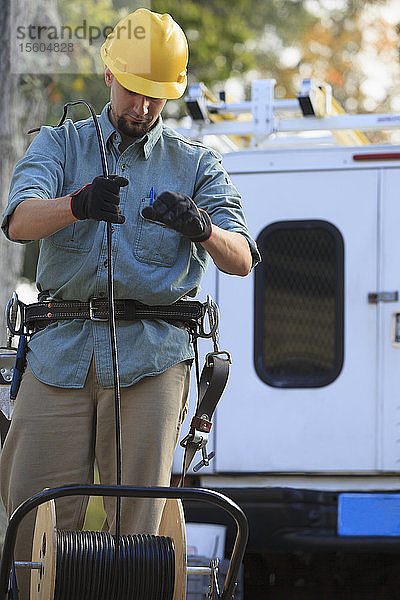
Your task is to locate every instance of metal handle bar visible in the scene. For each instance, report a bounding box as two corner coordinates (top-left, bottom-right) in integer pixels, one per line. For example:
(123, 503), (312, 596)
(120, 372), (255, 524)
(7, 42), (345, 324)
(0, 484), (248, 600)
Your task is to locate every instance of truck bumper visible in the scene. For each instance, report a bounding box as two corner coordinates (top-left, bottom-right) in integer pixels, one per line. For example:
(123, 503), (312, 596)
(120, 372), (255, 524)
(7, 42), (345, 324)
(182, 487), (400, 554)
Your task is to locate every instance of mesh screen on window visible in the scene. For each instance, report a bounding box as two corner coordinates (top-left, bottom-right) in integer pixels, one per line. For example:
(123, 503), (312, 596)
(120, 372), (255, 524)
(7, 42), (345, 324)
(254, 220), (344, 388)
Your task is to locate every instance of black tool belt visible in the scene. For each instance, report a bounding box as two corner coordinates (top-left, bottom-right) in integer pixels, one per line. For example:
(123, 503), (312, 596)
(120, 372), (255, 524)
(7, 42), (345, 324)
(6, 292), (230, 480)
(24, 298), (205, 329)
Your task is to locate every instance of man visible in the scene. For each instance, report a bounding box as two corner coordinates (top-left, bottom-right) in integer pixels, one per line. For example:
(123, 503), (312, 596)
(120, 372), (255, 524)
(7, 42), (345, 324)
(1, 8), (259, 596)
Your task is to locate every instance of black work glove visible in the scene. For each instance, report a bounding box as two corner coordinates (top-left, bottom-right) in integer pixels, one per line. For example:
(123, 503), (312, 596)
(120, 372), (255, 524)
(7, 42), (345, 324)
(70, 175), (129, 224)
(141, 191), (212, 242)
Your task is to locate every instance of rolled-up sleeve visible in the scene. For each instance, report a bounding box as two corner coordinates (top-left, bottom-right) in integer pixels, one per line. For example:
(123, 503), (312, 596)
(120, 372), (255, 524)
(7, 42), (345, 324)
(2, 126), (65, 242)
(194, 149), (261, 268)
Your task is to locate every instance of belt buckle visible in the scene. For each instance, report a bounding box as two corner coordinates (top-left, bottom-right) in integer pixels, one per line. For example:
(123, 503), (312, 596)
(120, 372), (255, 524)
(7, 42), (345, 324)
(89, 298), (108, 322)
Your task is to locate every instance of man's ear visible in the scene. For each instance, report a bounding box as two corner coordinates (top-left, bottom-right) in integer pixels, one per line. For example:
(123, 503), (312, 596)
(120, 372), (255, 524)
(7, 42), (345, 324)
(104, 66), (114, 87)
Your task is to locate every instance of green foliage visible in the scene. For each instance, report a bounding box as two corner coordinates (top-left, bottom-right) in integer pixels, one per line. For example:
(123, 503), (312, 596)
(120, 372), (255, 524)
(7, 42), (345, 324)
(41, 0), (398, 122)
(45, 0), (117, 124)
(44, 0), (320, 121)
(152, 0), (257, 85)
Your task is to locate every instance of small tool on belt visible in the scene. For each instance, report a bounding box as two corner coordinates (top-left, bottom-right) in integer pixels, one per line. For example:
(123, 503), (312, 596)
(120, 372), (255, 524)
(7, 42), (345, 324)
(0, 293), (27, 445)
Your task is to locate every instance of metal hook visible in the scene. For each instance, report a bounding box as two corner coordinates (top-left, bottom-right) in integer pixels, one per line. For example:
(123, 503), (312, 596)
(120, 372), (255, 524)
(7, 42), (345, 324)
(207, 558), (221, 600)
(5, 293), (25, 337)
(208, 296), (221, 353)
(199, 296), (220, 350)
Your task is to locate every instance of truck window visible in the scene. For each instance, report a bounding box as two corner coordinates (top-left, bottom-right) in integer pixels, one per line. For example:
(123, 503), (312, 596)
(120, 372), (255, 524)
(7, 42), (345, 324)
(254, 220), (344, 388)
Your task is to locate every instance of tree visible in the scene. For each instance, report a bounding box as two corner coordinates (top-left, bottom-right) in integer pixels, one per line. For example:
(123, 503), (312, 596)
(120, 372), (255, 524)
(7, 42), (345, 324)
(0, 0), (62, 342)
(248, 1), (398, 115)
(0, 0), (62, 552)
(0, 0), (25, 344)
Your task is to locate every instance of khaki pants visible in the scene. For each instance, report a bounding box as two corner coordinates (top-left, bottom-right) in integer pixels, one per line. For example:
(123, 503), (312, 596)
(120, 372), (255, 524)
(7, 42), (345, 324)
(0, 358), (190, 598)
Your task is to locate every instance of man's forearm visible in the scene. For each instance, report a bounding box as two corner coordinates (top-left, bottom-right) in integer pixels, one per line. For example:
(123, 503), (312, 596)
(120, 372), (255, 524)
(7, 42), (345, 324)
(8, 196), (76, 241)
(8, 199), (253, 276)
(200, 226), (252, 276)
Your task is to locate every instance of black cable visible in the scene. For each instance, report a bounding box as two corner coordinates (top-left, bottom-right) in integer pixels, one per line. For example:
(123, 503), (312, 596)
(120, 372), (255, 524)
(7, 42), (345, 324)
(25, 103), (180, 600)
(41, 100), (123, 561)
(54, 530), (175, 600)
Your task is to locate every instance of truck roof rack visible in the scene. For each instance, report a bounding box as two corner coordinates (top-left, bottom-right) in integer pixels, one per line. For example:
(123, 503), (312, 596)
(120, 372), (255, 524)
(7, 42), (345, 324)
(176, 79), (400, 150)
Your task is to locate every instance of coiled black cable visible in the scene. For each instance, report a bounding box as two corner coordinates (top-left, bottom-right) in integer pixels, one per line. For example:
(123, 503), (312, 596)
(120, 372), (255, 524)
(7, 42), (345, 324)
(54, 531), (175, 600)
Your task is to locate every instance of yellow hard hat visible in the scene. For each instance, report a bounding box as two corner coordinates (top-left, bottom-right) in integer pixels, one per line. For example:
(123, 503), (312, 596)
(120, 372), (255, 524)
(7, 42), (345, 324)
(101, 8), (188, 100)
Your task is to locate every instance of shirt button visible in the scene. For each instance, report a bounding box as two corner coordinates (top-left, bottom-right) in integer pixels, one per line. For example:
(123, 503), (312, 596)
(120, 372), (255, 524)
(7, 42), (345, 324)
(103, 260), (108, 267)
(99, 291), (105, 297)
(121, 164), (126, 171)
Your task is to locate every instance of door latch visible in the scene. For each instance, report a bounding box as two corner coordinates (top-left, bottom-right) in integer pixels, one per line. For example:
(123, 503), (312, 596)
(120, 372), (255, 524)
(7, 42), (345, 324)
(368, 291), (399, 304)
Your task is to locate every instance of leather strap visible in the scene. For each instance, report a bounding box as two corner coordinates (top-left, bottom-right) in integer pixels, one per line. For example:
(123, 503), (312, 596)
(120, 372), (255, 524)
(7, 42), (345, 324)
(179, 351), (230, 485)
(25, 298), (205, 327)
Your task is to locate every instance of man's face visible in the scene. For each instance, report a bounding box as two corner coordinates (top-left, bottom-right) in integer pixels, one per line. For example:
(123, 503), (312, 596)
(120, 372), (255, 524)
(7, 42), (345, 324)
(105, 66), (167, 140)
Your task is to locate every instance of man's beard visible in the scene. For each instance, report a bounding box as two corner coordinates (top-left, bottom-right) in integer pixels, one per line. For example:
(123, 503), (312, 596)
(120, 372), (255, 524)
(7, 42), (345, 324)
(116, 114), (154, 140)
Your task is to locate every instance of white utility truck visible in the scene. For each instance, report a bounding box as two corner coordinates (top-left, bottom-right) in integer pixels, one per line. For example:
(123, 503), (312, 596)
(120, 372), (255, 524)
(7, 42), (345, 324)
(174, 80), (400, 599)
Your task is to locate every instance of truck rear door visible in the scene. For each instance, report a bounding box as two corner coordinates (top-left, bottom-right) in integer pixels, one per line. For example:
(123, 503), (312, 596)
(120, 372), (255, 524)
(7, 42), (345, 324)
(216, 148), (381, 473)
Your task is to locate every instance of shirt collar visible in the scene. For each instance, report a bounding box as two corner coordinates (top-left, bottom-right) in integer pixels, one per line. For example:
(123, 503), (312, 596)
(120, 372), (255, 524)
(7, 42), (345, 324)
(143, 116), (163, 159)
(99, 103), (117, 147)
(99, 103), (163, 159)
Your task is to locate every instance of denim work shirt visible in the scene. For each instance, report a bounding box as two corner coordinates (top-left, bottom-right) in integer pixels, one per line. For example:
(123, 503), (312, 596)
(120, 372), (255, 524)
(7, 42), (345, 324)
(2, 104), (260, 388)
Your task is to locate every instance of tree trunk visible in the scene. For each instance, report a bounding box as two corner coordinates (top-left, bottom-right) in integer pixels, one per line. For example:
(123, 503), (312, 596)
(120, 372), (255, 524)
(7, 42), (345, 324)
(0, 0), (51, 345)
(0, 0), (57, 553)
(0, 0), (22, 345)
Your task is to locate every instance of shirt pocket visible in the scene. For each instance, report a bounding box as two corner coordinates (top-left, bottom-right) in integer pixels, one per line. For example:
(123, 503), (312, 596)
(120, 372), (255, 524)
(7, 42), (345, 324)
(48, 220), (97, 253)
(133, 197), (181, 267)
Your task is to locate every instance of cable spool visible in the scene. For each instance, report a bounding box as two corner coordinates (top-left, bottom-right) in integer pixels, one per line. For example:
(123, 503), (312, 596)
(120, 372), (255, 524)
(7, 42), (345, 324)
(31, 499), (187, 600)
